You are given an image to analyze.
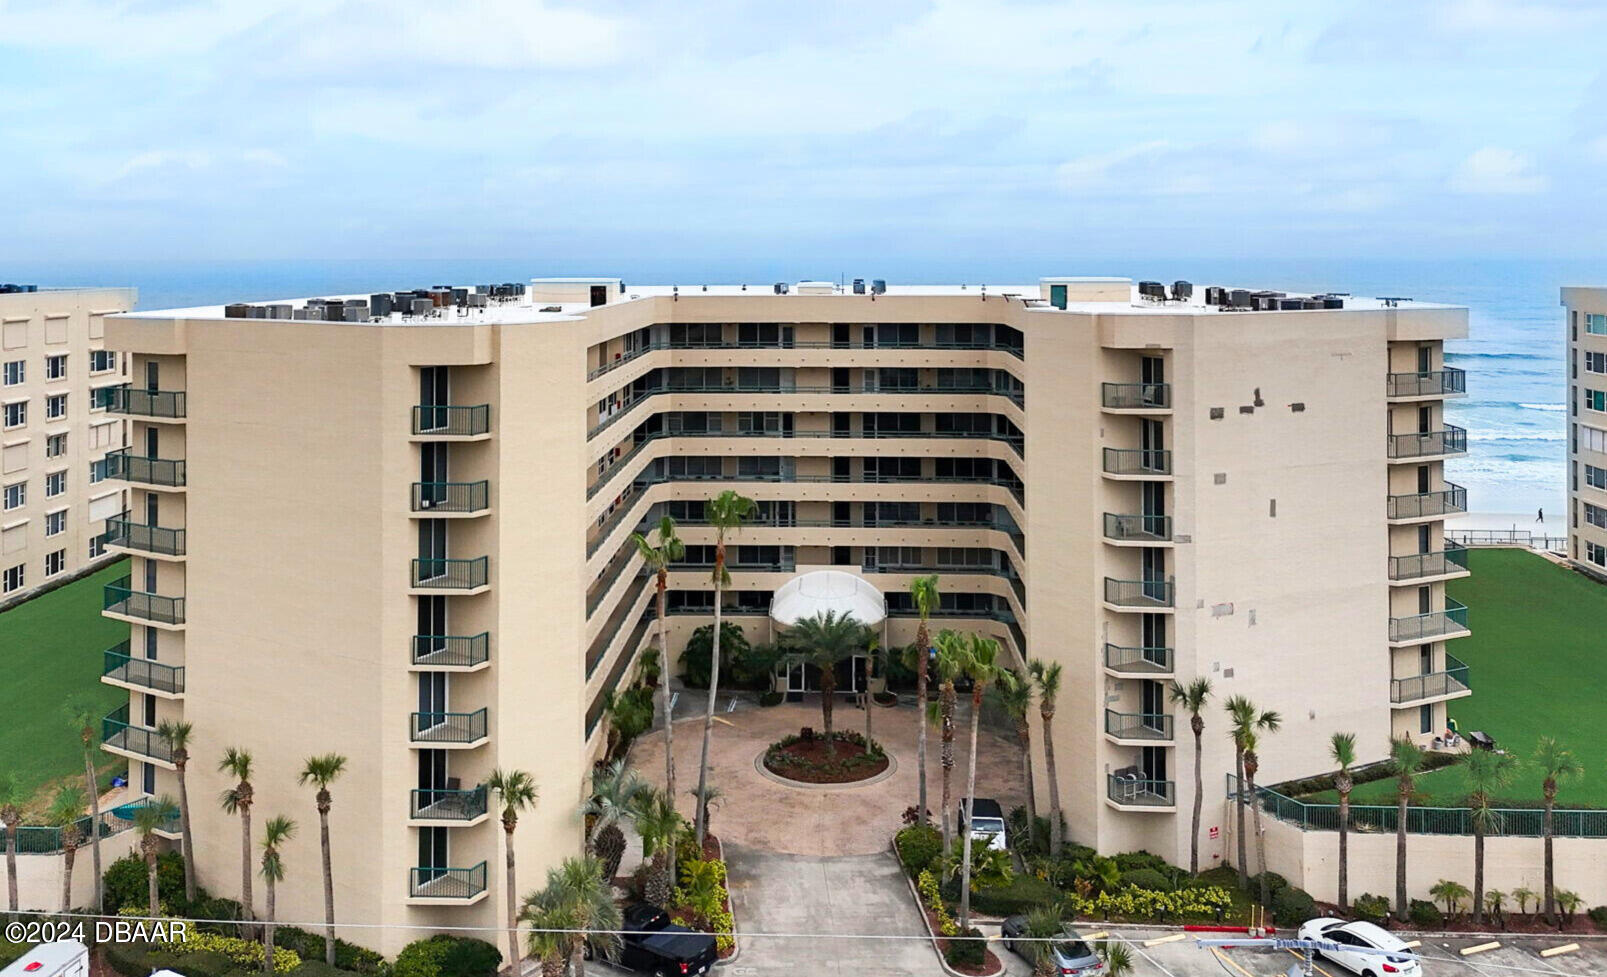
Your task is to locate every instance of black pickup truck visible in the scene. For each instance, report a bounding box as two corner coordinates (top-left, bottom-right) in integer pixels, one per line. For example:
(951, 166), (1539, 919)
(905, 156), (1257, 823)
(614, 903), (718, 976)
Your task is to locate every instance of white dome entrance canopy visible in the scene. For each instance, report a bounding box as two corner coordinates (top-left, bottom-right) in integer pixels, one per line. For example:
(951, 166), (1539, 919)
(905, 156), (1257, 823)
(769, 570), (887, 627)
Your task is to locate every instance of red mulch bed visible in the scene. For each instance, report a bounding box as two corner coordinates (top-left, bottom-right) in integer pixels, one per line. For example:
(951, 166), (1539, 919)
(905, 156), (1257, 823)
(915, 904), (1002, 976)
(763, 737), (890, 784)
(662, 833), (737, 961)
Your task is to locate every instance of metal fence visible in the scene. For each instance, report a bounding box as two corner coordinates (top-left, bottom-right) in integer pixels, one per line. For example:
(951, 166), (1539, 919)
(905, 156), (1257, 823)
(1446, 529), (1567, 553)
(1231, 775), (1607, 838)
(0, 806), (180, 855)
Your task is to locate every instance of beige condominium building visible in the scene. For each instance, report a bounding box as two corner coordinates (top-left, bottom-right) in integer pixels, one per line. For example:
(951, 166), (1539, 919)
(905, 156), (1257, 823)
(0, 284), (133, 608)
(1564, 286), (1607, 575)
(101, 276), (1468, 952)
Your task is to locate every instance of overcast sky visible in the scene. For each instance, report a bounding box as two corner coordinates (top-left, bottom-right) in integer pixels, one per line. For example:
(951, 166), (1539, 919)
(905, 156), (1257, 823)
(1, 0), (1603, 264)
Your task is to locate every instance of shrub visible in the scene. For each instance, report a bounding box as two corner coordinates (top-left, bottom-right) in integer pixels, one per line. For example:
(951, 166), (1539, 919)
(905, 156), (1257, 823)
(1588, 905), (1607, 929)
(1062, 842), (1096, 864)
(917, 869), (959, 937)
(439, 938), (501, 977)
(103, 942), (240, 977)
(1112, 851), (1170, 874)
(1352, 894), (1390, 923)
(1006, 806), (1056, 857)
(944, 928), (986, 967)
(758, 691), (783, 707)
(1249, 871), (1289, 900)
(161, 929), (300, 973)
(1408, 899), (1443, 927)
(896, 825), (943, 878)
(291, 963), (356, 977)
(393, 936), (457, 977)
(1061, 884), (1235, 922)
(190, 895), (245, 937)
(1120, 868), (1174, 892)
(103, 851), (187, 913)
(968, 875), (1060, 916)
(273, 926), (387, 974)
(681, 623), (749, 689)
(729, 642), (785, 691)
(1271, 886), (1316, 927)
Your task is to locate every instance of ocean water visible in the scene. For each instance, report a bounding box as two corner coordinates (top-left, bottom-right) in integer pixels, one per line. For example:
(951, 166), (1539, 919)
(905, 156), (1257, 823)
(4, 256), (1591, 521)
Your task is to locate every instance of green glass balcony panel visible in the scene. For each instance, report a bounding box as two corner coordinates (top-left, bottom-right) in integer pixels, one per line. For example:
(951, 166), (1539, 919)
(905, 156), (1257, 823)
(103, 645), (184, 694)
(103, 576), (185, 624)
(104, 511), (186, 556)
(1389, 597), (1470, 642)
(1391, 654), (1472, 703)
(101, 705), (174, 762)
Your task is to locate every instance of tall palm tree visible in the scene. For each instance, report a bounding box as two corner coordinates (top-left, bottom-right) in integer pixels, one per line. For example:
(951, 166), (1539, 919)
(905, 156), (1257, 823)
(1386, 736), (1425, 920)
(631, 515), (685, 810)
(157, 720), (198, 903)
(0, 774), (22, 911)
(62, 696), (106, 912)
(258, 815), (296, 975)
(993, 669), (1037, 830)
(789, 610), (870, 752)
(133, 795), (179, 916)
(1224, 696), (1279, 891)
(298, 753), (347, 966)
(487, 768), (539, 975)
(909, 574), (940, 824)
(1030, 659), (1065, 854)
(633, 789), (684, 908)
(48, 785), (86, 912)
(581, 760), (645, 882)
(957, 633), (1001, 931)
(520, 902), (570, 977)
(1169, 678), (1212, 874)
(1465, 748), (1518, 926)
(1329, 732), (1358, 910)
(521, 856), (623, 977)
(1534, 736), (1583, 922)
(218, 746), (257, 929)
(695, 489), (756, 849)
(931, 630), (966, 854)
(1240, 711), (1281, 905)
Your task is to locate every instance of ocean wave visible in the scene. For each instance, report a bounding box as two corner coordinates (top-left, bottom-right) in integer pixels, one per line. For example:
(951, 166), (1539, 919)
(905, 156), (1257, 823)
(1459, 400), (1566, 412)
(1466, 430), (1565, 442)
(1445, 351), (1551, 361)
(1518, 402), (1567, 412)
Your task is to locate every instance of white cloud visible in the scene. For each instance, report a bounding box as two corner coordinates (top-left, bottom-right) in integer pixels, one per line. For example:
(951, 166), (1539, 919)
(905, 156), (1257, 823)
(1055, 142), (1170, 192)
(1447, 147), (1548, 194)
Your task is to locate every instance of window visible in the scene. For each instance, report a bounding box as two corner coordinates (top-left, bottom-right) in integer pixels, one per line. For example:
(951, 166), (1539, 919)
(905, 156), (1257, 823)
(2, 482), (23, 510)
(1588, 390), (1607, 413)
(1589, 541), (1607, 567)
(2, 362), (21, 386)
(89, 458), (109, 484)
(2, 564), (22, 593)
(1588, 313), (1607, 335)
(3, 402), (24, 428)
(1587, 351), (1607, 375)
(44, 549), (64, 576)
(90, 350), (116, 373)
(45, 510), (65, 536)
(44, 471), (65, 497)
(45, 355), (66, 380)
(45, 394), (66, 420)
(1588, 465), (1607, 490)
(88, 535), (106, 559)
(1585, 426), (1607, 454)
(45, 433), (66, 459)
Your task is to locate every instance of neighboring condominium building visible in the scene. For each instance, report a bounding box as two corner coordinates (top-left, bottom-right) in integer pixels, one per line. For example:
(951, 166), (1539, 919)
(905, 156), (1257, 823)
(1564, 286), (1607, 576)
(101, 276), (1469, 951)
(0, 285), (133, 607)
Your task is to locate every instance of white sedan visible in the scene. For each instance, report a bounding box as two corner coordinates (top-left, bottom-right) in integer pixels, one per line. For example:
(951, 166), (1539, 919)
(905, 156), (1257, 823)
(1297, 918), (1421, 976)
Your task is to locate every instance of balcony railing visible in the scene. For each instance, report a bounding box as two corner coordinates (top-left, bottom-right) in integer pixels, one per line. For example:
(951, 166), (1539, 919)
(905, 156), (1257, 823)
(410, 785), (489, 821)
(105, 385), (187, 418)
(1389, 597), (1470, 643)
(412, 405), (490, 437)
(1107, 774), (1176, 807)
(106, 448), (186, 487)
(1103, 644), (1174, 674)
(1102, 448), (1171, 476)
(101, 705), (174, 762)
(1101, 382), (1171, 410)
(412, 633), (490, 668)
(104, 511), (186, 556)
(586, 337), (1026, 380)
(1391, 654), (1472, 703)
(102, 643), (184, 695)
(1386, 368), (1466, 399)
(1388, 545), (1470, 581)
(409, 862), (487, 899)
(104, 576), (185, 624)
(1103, 513), (1172, 542)
(410, 709), (488, 744)
(1388, 483), (1468, 520)
(1387, 425), (1468, 459)
(411, 481), (490, 513)
(1104, 710), (1174, 741)
(1104, 577), (1174, 608)
(410, 557), (489, 590)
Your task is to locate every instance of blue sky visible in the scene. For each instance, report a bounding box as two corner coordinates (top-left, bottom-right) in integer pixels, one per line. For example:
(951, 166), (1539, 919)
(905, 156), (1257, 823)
(1, 0), (1603, 264)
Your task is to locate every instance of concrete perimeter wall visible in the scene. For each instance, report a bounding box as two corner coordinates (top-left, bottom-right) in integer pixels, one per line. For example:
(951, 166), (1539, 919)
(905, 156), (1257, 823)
(13, 830), (143, 913)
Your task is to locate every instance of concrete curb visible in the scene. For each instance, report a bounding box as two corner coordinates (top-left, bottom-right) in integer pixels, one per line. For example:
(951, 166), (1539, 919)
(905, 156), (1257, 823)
(891, 838), (1005, 977)
(751, 746), (899, 790)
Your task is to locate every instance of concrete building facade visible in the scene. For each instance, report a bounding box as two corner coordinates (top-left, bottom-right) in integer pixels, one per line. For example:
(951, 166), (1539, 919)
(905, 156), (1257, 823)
(101, 277), (1468, 952)
(1564, 287), (1607, 577)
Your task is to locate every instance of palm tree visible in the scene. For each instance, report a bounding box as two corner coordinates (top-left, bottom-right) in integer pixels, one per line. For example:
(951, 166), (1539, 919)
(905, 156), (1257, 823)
(62, 696), (106, 912)
(521, 856), (623, 977)
(993, 669), (1037, 832)
(687, 784), (724, 841)
(258, 815), (296, 975)
(157, 720), (198, 903)
(633, 789), (684, 908)
(789, 610), (870, 752)
(631, 515), (685, 810)
(0, 774), (22, 911)
(298, 753), (347, 966)
(1329, 732), (1358, 910)
(1534, 736), (1583, 922)
(1169, 678), (1212, 874)
(1430, 878), (1470, 918)
(582, 760), (644, 883)
(47, 785), (86, 912)
(1020, 906), (1063, 977)
(1225, 695), (1280, 894)
(521, 902), (570, 977)
(909, 574), (940, 825)
(695, 489), (756, 849)
(133, 795), (179, 916)
(931, 630), (966, 854)
(1030, 659), (1065, 854)
(957, 632), (1001, 931)
(218, 746), (257, 928)
(1465, 747), (1518, 926)
(487, 768), (539, 974)
(1386, 736), (1425, 920)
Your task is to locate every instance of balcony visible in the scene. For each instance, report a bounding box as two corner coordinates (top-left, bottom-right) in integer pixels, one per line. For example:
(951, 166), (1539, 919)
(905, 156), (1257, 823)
(410, 708), (489, 747)
(412, 405), (491, 438)
(1387, 368), (1466, 400)
(104, 511), (185, 557)
(105, 385), (187, 419)
(408, 863), (488, 903)
(1102, 448), (1171, 477)
(102, 642), (184, 696)
(1106, 774), (1176, 809)
(1388, 544), (1470, 582)
(103, 576), (185, 626)
(1388, 483), (1468, 521)
(410, 785), (489, 823)
(1101, 382), (1171, 411)
(412, 633), (490, 669)
(101, 705), (174, 766)
(1389, 597), (1470, 644)
(106, 448), (186, 487)
(1104, 577), (1174, 609)
(1391, 654), (1472, 705)
(1103, 513), (1172, 543)
(1103, 643), (1174, 675)
(410, 557), (489, 592)
(1387, 425), (1467, 461)
(411, 481), (490, 514)
(1104, 710), (1174, 742)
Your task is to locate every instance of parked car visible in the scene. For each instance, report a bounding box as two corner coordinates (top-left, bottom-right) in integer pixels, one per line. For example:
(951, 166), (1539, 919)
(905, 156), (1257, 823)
(609, 903), (718, 976)
(1000, 916), (1103, 975)
(955, 796), (1009, 851)
(1296, 918), (1421, 976)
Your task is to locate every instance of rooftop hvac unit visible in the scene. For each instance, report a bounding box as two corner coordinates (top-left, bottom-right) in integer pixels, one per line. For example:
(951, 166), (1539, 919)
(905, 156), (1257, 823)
(872, 279), (886, 294)
(302, 305), (324, 320)
(1204, 286), (1226, 306)
(1137, 281), (1166, 302)
(370, 294), (394, 317)
(343, 298), (367, 308)
(1322, 296), (1344, 310)
(265, 304), (292, 319)
(410, 298), (434, 316)
(246, 305), (268, 319)
(1171, 281), (1193, 302)
(852, 278), (865, 294)
(343, 304), (368, 322)
(1227, 289), (1251, 308)
(773, 282), (788, 294)
(224, 303), (252, 318)
(451, 287), (468, 305)
(467, 293), (488, 308)
(292, 309), (310, 320)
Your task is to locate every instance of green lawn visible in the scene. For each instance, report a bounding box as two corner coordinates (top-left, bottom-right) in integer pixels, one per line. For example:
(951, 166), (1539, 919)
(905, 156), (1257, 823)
(0, 559), (130, 812)
(1306, 548), (1607, 808)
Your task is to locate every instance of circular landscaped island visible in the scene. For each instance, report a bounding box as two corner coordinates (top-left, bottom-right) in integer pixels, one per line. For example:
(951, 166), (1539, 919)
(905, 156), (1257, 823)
(762, 729), (891, 785)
